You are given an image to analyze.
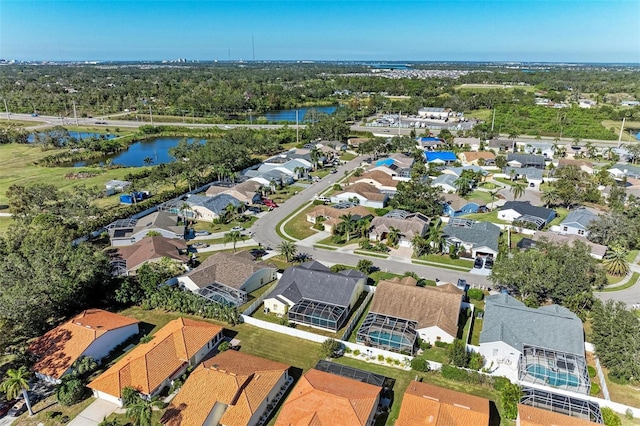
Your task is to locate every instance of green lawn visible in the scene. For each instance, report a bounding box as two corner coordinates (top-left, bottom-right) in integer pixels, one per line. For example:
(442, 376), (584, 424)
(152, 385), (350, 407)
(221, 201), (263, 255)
(419, 346), (449, 364)
(464, 209), (509, 224)
(479, 181), (500, 190)
(369, 270), (405, 285)
(626, 249), (639, 263)
(546, 207), (570, 228)
(602, 272), (639, 291)
(417, 254), (474, 269)
(13, 395), (95, 426)
(271, 184), (306, 205)
(282, 204), (318, 240)
(191, 215), (258, 234)
(494, 177), (514, 186)
(340, 152), (357, 161)
(466, 190), (495, 204)
(0, 143), (143, 207)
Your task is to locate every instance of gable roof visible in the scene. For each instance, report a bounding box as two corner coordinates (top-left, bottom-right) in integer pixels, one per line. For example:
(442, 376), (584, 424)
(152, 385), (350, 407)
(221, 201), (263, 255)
(443, 165), (488, 177)
(517, 404), (599, 426)
(396, 381), (490, 426)
(560, 208), (599, 230)
(479, 294), (584, 355)
(275, 368), (380, 426)
(531, 231), (607, 258)
(369, 279), (462, 337)
(115, 236), (188, 271)
(501, 201), (555, 221)
(349, 170), (399, 188)
(183, 251), (276, 290)
(187, 194), (242, 215)
(558, 159), (593, 169)
(504, 167), (544, 181)
(268, 262), (365, 308)
(88, 318), (223, 398)
(335, 182), (387, 202)
(459, 151), (495, 162)
(162, 351), (289, 426)
(425, 151), (457, 162)
(507, 153), (546, 166)
(109, 211), (184, 240)
(443, 193), (483, 211)
(432, 174), (459, 188)
(443, 221), (501, 252)
(307, 205), (373, 221)
(30, 309), (139, 380)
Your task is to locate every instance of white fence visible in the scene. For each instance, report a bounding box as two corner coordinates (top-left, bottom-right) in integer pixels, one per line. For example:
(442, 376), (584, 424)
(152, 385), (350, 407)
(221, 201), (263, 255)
(595, 357), (611, 401)
(340, 290), (374, 341)
(241, 316), (328, 343)
(241, 281), (280, 316)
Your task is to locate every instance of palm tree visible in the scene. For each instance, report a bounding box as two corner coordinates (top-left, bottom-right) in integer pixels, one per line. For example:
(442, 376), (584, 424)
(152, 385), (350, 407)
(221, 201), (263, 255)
(277, 241), (297, 263)
(488, 189), (500, 206)
(411, 235), (429, 257)
(179, 202), (192, 222)
(310, 147), (322, 171)
(428, 222), (445, 253)
(224, 231), (245, 253)
(1, 366), (33, 416)
(510, 182), (526, 200)
(603, 245), (630, 277)
(72, 356), (98, 377)
(541, 188), (560, 207)
(387, 226), (401, 246)
(338, 214), (358, 242)
(454, 176), (472, 196)
(126, 395), (163, 426)
(224, 203), (237, 224)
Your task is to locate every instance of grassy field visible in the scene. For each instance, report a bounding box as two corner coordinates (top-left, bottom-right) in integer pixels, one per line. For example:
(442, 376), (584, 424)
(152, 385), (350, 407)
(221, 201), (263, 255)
(602, 120), (640, 143)
(416, 253), (473, 269)
(603, 272), (639, 290)
(0, 144), (140, 206)
(0, 118), (46, 127)
(282, 204), (318, 240)
(12, 396), (95, 426)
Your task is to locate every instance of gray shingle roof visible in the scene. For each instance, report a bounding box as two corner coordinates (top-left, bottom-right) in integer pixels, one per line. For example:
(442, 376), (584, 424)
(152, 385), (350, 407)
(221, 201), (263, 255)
(504, 167), (544, 181)
(501, 201), (554, 221)
(479, 294), (585, 355)
(443, 221), (501, 252)
(186, 194), (241, 215)
(560, 208), (599, 230)
(269, 262), (366, 308)
(507, 153), (546, 167)
(432, 174), (458, 188)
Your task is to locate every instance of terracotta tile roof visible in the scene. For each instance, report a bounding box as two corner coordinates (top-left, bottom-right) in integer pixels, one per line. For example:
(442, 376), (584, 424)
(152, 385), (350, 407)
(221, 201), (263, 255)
(369, 280), (463, 337)
(369, 215), (429, 240)
(349, 170), (399, 188)
(275, 369), (380, 426)
(336, 182), (387, 202)
(88, 318), (223, 398)
(396, 381), (490, 426)
(307, 205), (372, 221)
(517, 404), (599, 426)
(162, 351), (289, 426)
(115, 236), (188, 271)
(30, 309), (139, 380)
(184, 251), (276, 290)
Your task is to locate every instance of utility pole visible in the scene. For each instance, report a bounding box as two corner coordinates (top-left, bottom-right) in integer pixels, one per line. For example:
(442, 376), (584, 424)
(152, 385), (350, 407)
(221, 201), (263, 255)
(491, 109), (496, 132)
(149, 105), (153, 125)
(72, 101), (79, 126)
(398, 110), (402, 136)
(3, 99), (10, 120)
(296, 110), (299, 144)
(618, 117), (626, 146)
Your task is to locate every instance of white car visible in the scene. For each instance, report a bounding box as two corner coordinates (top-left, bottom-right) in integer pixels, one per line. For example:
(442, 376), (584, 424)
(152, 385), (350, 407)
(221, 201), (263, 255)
(231, 226), (245, 232)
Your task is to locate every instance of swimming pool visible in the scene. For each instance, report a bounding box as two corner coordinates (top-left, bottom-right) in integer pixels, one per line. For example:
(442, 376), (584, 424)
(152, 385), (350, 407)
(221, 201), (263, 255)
(526, 364), (580, 388)
(367, 330), (410, 349)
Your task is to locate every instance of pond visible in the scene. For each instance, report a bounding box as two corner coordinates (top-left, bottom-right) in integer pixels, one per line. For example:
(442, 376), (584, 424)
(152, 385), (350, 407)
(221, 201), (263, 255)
(261, 106), (337, 122)
(74, 137), (203, 167)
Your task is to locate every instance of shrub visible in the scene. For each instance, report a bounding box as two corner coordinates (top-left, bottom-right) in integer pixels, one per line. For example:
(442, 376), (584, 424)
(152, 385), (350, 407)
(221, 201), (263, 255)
(492, 376), (511, 391)
(625, 408), (633, 420)
(218, 341), (231, 352)
(601, 407), (622, 426)
(501, 382), (522, 420)
(434, 341), (449, 348)
(419, 339), (432, 350)
(377, 354), (384, 362)
(588, 365), (596, 378)
(411, 357), (430, 372)
(321, 338), (343, 359)
(56, 376), (86, 406)
(468, 352), (485, 371)
(353, 349), (361, 356)
(608, 372), (629, 385)
(590, 383), (600, 396)
(448, 339), (470, 367)
(467, 288), (484, 301)
(386, 357), (394, 364)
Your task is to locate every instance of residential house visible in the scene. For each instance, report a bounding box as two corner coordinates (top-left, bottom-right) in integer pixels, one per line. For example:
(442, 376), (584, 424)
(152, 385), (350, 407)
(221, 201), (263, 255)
(607, 163), (640, 180)
(517, 404), (600, 426)
(523, 142), (555, 159)
(430, 174), (459, 193)
(306, 204), (373, 234)
(263, 261), (366, 332)
(349, 170), (400, 193)
(507, 153), (546, 170)
(88, 318), (224, 406)
(558, 208), (599, 237)
(519, 231), (607, 259)
(557, 159), (595, 175)
(244, 168), (295, 187)
(578, 99), (597, 108)
(453, 137), (481, 151)
(458, 151), (496, 166)
(442, 193), (484, 217)
(369, 210), (430, 247)
(479, 294), (590, 393)
(30, 309), (140, 384)
(504, 167), (544, 189)
(206, 179), (263, 204)
(369, 154), (414, 180)
(177, 251), (277, 307)
(488, 139), (515, 151)
(357, 277), (463, 353)
(106, 211), (185, 247)
(441, 165), (489, 179)
(425, 151), (457, 165)
(443, 220), (501, 259)
(258, 158), (312, 178)
(162, 351), (290, 426)
(499, 201), (556, 229)
(111, 236), (188, 276)
(275, 368), (381, 426)
(396, 381), (490, 426)
(417, 136), (444, 150)
(331, 182), (388, 208)
(165, 194), (242, 222)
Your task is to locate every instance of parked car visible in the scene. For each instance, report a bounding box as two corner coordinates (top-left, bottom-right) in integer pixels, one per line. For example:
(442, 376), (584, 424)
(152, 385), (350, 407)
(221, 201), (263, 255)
(8, 400), (27, 417)
(263, 199), (278, 208)
(330, 169), (338, 174)
(473, 257), (484, 269)
(0, 400), (16, 418)
(194, 230), (211, 236)
(247, 206), (262, 214)
(484, 258), (494, 269)
(192, 242), (209, 249)
(314, 196), (330, 203)
(231, 226), (245, 232)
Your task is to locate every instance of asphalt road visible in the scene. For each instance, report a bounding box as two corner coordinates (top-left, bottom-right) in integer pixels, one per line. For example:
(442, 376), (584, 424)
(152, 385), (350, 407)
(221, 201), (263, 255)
(251, 155), (492, 287)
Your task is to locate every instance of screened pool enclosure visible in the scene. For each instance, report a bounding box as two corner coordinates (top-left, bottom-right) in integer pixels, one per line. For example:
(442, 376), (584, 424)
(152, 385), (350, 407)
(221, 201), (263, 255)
(287, 299), (348, 332)
(356, 313), (418, 354)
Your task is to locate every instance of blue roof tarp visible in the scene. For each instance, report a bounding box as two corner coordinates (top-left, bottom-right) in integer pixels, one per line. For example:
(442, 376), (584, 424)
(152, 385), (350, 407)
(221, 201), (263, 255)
(425, 151), (457, 162)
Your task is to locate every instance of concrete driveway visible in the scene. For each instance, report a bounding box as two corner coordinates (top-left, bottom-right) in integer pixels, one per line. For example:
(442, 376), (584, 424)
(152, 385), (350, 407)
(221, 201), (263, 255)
(67, 398), (119, 426)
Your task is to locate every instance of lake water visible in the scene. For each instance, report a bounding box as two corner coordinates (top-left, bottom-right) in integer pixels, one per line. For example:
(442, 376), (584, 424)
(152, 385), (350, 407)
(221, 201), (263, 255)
(262, 106), (337, 122)
(74, 137), (203, 167)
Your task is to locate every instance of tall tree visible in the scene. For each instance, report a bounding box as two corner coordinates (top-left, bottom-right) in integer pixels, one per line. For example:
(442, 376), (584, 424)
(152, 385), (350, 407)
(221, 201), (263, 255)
(603, 245), (630, 277)
(224, 231), (245, 253)
(0, 366), (33, 416)
(126, 394), (163, 426)
(510, 182), (526, 200)
(277, 241), (297, 263)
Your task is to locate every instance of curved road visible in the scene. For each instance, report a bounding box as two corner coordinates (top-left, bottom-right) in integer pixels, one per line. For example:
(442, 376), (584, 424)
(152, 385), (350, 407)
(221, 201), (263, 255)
(252, 156), (492, 287)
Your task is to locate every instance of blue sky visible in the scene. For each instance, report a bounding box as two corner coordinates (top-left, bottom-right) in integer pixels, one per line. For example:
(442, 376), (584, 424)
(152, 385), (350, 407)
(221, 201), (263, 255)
(1, 1), (639, 62)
